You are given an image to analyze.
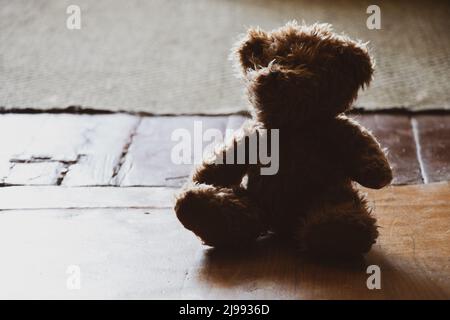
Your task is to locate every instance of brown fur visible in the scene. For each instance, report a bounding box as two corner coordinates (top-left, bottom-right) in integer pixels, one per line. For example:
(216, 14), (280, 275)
(175, 22), (392, 258)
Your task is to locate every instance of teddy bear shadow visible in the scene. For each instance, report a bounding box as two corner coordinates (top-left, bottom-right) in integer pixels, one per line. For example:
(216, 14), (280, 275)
(196, 234), (436, 299)
(198, 234), (365, 284)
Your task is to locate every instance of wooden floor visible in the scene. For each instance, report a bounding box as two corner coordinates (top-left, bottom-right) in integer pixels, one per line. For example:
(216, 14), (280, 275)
(0, 112), (449, 299)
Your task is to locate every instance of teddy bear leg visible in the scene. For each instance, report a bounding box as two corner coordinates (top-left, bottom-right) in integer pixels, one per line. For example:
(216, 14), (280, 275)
(175, 184), (266, 248)
(298, 190), (378, 258)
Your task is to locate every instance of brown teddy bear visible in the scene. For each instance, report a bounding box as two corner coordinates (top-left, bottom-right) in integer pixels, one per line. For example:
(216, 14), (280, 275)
(175, 22), (392, 258)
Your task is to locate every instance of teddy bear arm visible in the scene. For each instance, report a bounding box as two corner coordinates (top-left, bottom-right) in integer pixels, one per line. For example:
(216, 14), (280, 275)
(348, 129), (393, 189)
(192, 139), (249, 188)
(193, 161), (248, 188)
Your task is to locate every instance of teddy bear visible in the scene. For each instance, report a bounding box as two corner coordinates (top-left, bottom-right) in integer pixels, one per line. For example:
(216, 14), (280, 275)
(175, 21), (392, 258)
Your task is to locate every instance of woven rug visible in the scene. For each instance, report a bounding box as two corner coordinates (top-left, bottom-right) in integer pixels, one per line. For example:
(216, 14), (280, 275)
(1, 0), (449, 113)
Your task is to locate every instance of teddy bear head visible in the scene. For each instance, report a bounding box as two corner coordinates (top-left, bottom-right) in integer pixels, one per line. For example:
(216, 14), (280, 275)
(234, 22), (374, 128)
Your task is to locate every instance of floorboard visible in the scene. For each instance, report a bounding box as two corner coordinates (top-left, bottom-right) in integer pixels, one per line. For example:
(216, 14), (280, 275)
(355, 114), (423, 185)
(5, 162), (66, 185)
(0, 186), (175, 210)
(1, 113), (450, 186)
(61, 114), (139, 186)
(0, 208), (199, 299)
(412, 115), (450, 183)
(114, 116), (228, 187)
(0, 114), (138, 186)
(0, 183), (448, 299)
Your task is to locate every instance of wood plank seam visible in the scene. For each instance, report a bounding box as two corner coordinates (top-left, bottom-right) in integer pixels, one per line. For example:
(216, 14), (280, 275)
(411, 117), (428, 184)
(9, 157), (79, 164)
(2, 156), (84, 187)
(109, 117), (143, 185)
(0, 186), (177, 210)
(0, 162), (15, 185)
(56, 155), (84, 185)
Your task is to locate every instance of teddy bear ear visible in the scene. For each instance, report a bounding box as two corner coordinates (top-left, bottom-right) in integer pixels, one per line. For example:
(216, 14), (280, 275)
(342, 42), (374, 89)
(234, 27), (272, 73)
